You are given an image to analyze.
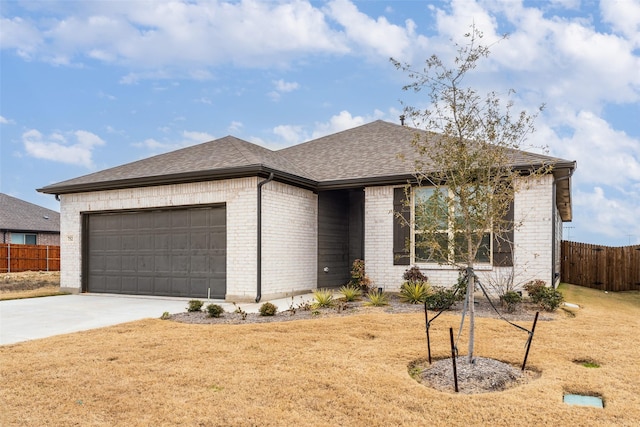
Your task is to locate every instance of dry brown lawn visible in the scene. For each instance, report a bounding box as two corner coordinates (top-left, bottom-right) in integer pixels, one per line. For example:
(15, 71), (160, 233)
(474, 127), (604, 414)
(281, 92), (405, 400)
(0, 271), (64, 300)
(1, 284), (639, 426)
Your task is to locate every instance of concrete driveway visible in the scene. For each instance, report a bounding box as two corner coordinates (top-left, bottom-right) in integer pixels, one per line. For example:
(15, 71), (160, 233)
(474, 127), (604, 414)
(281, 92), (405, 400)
(0, 294), (192, 345)
(0, 293), (315, 346)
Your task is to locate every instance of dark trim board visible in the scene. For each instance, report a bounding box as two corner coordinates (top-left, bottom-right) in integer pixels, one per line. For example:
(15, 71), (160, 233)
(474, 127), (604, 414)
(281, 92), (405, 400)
(82, 204), (226, 298)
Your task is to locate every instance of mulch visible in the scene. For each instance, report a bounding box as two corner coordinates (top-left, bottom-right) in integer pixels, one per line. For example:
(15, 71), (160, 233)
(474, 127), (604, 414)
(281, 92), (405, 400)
(169, 293), (555, 325)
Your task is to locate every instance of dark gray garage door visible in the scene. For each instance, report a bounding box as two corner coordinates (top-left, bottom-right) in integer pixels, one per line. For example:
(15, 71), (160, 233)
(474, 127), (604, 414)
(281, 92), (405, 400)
(85, 205), (226, 298)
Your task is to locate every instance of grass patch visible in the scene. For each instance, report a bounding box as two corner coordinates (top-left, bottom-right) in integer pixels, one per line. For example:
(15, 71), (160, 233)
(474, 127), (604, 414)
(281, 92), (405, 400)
(1, 284), (639, 425)
(0, 286), (69, 301)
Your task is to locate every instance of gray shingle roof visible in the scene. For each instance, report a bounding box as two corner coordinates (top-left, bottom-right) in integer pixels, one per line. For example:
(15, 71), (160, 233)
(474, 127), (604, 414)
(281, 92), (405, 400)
(0, 193), (60, 233)
(40, 136), (311, 192)
(278, 120), (572, 182)
(38, 120), (574, 195)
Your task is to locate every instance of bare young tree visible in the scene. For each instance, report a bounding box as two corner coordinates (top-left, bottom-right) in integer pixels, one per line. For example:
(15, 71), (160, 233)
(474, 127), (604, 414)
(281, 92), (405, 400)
(392, 26), (552, 362)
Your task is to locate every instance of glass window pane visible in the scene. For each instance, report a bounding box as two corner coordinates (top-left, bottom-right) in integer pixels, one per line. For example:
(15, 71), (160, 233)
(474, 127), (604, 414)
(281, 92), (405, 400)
(10, 233), (25, 244)
(25, 234), (37, 245)
(415, 232), (449, 263)
(475, 233), (491, 263)
(414, 187), (448, 230)
(454, 232), (492, 264)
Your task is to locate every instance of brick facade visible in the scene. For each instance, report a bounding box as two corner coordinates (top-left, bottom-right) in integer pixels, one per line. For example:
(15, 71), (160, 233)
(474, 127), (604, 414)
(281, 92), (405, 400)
(261, 181), (317, 300)
(58, 177), (317, 301)
(364, 175), (560, 291)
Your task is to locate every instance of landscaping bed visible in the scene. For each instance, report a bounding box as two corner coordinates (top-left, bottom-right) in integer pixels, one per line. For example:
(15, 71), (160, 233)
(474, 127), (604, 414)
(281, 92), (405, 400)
(170, 292), (556, 325)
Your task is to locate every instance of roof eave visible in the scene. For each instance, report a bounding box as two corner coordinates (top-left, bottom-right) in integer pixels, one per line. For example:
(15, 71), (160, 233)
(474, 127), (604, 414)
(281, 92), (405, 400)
(37, 165), (318, 195)
(317, 174), (417, 190)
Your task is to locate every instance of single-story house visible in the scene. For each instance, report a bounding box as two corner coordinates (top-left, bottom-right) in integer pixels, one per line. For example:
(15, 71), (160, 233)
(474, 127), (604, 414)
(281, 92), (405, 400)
(38, 120), (575, 301)
(0, 193), (60, 246)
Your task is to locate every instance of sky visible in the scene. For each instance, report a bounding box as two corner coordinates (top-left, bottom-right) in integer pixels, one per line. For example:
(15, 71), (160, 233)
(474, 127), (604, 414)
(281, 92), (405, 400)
(1, 0), (639, 246)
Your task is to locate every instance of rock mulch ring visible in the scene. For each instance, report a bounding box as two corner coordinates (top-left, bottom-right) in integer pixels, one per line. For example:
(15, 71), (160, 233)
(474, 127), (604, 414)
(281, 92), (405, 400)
(412, 356), (541, 394)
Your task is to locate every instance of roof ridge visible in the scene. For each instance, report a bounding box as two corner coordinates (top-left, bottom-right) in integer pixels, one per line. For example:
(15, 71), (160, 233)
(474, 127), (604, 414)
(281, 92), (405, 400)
(226, 136), (263, 165)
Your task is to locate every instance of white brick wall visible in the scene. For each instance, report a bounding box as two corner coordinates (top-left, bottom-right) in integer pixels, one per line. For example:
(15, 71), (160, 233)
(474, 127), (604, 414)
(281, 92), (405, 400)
(59, 177), (318, 301)
(260, 181), (317, 300)
(364, 186), (409, 290)
(59, 177), (259, 299)
(512, 175), (554, 288)
(364, 175), (557, 291)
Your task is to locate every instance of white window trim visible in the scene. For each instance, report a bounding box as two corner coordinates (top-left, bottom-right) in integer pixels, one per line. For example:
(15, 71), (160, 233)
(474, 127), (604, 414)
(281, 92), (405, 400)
(411, 186), (493, 267)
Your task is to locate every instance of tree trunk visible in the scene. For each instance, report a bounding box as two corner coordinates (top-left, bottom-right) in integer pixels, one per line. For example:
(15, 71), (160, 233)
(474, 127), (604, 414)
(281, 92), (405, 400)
(467, 266), (475, 363)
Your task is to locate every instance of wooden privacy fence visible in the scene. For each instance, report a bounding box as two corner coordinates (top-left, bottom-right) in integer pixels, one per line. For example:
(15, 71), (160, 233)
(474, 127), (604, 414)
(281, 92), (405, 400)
(561, 241), (640, 292)
(0, 244), (60, 273)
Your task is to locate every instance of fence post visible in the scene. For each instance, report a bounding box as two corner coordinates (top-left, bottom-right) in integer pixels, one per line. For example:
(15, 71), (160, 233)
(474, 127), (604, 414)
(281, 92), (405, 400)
(7, 243), (10, 273)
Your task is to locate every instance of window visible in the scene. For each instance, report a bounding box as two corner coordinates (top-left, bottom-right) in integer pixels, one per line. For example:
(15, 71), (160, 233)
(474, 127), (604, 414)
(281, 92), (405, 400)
(10, 233), (37, 245)
(413, 187), (491, 264)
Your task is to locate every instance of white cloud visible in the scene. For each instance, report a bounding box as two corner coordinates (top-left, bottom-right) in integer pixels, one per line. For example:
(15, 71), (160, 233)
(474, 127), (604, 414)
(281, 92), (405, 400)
(311, 109), (384, 139)
(98, 91), (116, 100)
(574, 186), (640, 243)
(22, 129), (105, 168)
(273, 124), (306, 145)
(182, 130), (214, 143)
(0, 115), (15, 125)
(601, 0), (640, 45)
(228, 121), (243, 133)
(133, 130), (215, 153)
(268, 79), (300, 101)
(549, 111), (640, 187)
(3, 0), (347, 73)
(0, 16), (42, 59)
(325, 0), (429, 62)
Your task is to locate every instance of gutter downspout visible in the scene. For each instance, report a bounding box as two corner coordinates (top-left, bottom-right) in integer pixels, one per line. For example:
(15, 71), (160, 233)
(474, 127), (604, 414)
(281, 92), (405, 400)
(552, 169), (574, 289)
(256, 172), (274, 303)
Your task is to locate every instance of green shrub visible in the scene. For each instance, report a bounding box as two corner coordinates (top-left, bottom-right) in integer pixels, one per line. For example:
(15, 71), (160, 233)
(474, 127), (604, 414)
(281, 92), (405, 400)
(206, 304), (225, 318)
(403, 266), (428, 284)
(160, 311), (171, 320)
(499, 290), (522, 313)
(524, 280), (564, 311)
(312, 288), (334, 308)
(538, 287), (564, 311)
(259, 302), (278, 316)
(400, 282), (431, 304)
(424, 286), (458, 310)
(523, 279), (547, 303)
(365, 290), (389, 307)
(187, 299), (204, 312)
(339, 285), (362, 302)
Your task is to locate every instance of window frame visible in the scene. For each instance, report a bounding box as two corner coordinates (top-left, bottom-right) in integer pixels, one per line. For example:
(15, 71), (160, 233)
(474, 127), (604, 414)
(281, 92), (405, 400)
(411, 186), (492, 266)
(10, 233), (37, 245)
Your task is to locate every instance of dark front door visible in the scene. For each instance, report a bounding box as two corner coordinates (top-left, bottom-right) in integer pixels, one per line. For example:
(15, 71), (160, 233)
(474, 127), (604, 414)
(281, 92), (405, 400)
(317, 190), (364, 288)
(85, 205), (226, 298)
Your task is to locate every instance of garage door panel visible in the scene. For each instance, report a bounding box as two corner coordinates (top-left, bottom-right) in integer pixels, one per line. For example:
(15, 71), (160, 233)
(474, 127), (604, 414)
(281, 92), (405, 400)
(190, 255), (209, 273)
(106, 255), (121, 271)
(137, 256), (154, 272)
(121, 276), (138, 293)
(138, 235), (154, 250)
(138, 277), (154, 293)
(154, 234), (170, 250)
(86, 205), (226, 298)
(121, 256), (136, 272)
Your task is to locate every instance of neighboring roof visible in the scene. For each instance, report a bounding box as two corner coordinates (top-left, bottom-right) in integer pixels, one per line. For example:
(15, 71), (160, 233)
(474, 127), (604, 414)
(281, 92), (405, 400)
(0, 193), (60, 233)
(37, 120), (576, 219)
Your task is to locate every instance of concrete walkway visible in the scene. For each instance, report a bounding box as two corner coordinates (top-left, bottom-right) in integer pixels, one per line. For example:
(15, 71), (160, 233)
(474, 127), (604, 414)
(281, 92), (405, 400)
(0, 293), (315, 346)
